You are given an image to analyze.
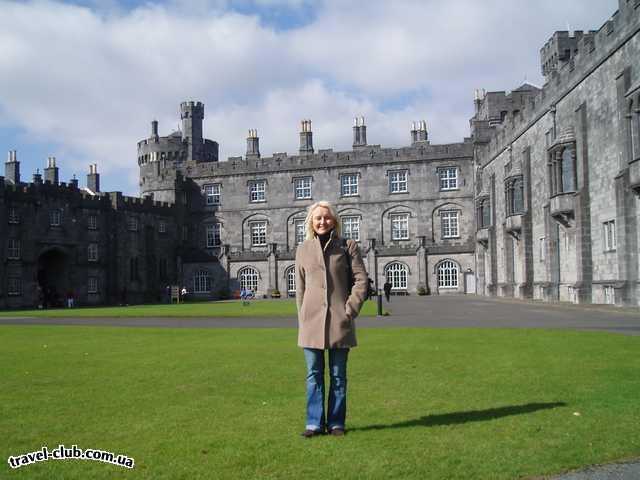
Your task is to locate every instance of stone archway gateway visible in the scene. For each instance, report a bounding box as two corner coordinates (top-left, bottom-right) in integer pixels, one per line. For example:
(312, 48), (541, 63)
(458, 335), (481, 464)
(37, 248), (70, 308)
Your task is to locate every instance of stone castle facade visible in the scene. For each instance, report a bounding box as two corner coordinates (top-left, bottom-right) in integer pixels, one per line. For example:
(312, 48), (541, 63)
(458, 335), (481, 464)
(1, 0), (638, 308)
(471, 0), (640, 307)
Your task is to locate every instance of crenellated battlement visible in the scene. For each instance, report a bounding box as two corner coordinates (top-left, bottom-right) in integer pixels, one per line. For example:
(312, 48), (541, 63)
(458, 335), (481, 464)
(108, 190), (175, 212)
(183, 140), (473, 180)
(474, 1), (640, 166)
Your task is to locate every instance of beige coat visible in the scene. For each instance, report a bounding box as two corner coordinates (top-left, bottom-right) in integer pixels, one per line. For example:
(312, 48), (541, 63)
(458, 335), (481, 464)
(295, 233), (369, 349)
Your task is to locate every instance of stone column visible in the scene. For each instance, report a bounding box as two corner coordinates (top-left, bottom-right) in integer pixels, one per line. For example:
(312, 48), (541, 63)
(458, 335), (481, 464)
(416, 235), (429, 294)
(366, 238), (378, 289)
(267, 242), (278, 295)
(219, 244), (231, 297)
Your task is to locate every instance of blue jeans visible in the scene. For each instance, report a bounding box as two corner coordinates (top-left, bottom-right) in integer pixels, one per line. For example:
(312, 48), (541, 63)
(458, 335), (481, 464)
(303, 348), (349, 431)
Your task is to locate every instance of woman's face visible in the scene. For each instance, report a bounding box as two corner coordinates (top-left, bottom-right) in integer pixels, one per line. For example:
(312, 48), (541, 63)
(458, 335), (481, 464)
(311, 206), (335, 236)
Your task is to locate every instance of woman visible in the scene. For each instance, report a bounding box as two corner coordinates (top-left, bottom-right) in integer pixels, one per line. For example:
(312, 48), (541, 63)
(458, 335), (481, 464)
(295, 200), (369, 437)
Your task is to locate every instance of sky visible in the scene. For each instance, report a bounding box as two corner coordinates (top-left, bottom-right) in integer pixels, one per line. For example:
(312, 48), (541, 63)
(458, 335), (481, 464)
(0, 0), (619, 195)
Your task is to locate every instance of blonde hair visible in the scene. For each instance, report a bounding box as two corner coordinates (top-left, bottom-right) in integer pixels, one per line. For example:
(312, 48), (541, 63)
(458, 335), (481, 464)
(304, 200), (341, 241)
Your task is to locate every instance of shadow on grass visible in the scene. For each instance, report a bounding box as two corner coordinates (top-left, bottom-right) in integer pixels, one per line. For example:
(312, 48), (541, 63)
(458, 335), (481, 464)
(351, 402), (567, 432)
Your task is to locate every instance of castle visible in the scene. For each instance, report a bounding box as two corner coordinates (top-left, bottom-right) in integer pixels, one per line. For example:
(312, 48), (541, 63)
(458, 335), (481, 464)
(1, 0), (638, 308)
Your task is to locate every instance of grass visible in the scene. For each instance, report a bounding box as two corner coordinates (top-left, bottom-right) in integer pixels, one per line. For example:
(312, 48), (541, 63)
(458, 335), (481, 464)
(1, 326), (639, 479)
(0, 299), (382, 318)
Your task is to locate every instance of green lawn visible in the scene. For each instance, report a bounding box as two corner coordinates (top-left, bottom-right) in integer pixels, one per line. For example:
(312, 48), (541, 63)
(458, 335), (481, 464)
(1, 326), (639, 479)
(0, 299), (381, 318)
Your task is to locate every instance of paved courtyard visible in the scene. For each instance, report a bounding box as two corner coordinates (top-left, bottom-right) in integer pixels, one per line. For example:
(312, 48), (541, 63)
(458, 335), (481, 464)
(0, 295), (638, 335)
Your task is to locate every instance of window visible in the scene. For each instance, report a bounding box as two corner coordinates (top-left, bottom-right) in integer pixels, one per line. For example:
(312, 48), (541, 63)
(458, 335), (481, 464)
(505, 176), (524, 215)
(438, 167), (458, 190)
(158, 221), (166, 234)
(286, 266), (296, 295)
(204, 184), (221, 205)
(88, 215), (97, 230)
(389, 170), (408, 193)
(129, 257), (139, 281)
(561, 149), (576, 192)
(340, 174), (359, 196)
(182, 225), (189, 241)
(250, 221), (267, 246)
(441, 210), (460, 238)
(7, 239), (20, 259)
(8, 207), (20, 224)
(49, 209), (61, 226)
(539, 237), (546, 261)
(8, 277), (21, 296)
(390, 213), (409, 240)
(239, 267), (259, 292)
(477, 198), (491, 228)
(628, 97), (639, 161)
(88, 277), (98, 294)
(127, 216), (138, 231)
(249, 180), (266, 202)
(88, 243), (99, 262)
(385, 263), (408, 290)
(159, 258), (168, 281)
(548, 146), (577, 196)
(206, 223), (221, 248)
(438, 260), (459, 288)
(604, 286), (615, 305)
(194, 270), (212, 293)
(603, 220), (616, 251)
(294, 177), (312, 199)
(341, 216), (360, 241)
(294, 219), (306, 245)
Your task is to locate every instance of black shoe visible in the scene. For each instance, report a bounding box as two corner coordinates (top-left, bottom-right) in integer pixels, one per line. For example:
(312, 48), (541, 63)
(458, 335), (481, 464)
(301, 429), (324, 438)
(329, 428), (345, 436)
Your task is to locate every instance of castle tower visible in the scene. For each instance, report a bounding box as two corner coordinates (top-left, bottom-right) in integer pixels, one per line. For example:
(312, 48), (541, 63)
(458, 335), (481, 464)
(246, 129), (260, 159)
(5, 150), (20, 184)
(87, 164), (100, 193)
(299, 120), (314, 155)
(411, 120), (428, 145)
(44, 156), (59, 184)
(181, 101), (204, 162)
(353, 116), (367, 148)
(151, 120), (159, 138)
(33, 169), (42, 184)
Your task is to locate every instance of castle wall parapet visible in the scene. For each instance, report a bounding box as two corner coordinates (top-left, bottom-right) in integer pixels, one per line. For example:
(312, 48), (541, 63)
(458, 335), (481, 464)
(478, 3), (640, 167)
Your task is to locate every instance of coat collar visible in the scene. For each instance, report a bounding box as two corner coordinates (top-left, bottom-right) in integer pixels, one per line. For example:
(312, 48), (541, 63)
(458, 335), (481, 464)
(314, 229), (337, 252)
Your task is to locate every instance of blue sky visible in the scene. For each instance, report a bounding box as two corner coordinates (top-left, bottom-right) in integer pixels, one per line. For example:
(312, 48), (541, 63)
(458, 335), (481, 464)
(0, 0), (619, 195)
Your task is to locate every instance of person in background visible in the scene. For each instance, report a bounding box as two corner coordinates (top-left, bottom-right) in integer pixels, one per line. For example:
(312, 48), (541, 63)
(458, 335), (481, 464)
(295, 200), (368, 438)
(383, 280), (392, 302)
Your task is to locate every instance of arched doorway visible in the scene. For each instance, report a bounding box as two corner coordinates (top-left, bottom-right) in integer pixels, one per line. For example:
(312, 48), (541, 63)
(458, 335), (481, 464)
(37, 248), (70, 308)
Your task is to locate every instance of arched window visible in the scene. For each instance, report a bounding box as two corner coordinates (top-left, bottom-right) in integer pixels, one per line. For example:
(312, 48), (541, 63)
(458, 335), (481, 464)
(438, 260), (459, 288)
(239, 267), (259, 292)
(193, 270), (211, 293)
(385, 263), (408, 290)
(286, 266), (296, 295)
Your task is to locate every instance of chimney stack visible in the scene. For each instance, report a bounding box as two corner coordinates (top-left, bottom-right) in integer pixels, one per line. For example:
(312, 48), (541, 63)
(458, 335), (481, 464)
(87, 164), (100, 193)
(5, 150), (20, 184)
(246, 129), (260, 158)
(411, 120), (428, 145)
(151, 120), (159, 138)
(44, 156), (59, 184)
(33, 168), (42, 184)
(352, 116), (367, 148)
(299, 120), (314, 155)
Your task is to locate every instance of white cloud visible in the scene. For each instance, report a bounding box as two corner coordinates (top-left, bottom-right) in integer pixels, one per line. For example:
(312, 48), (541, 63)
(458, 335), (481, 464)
(0, 0), (619, 194)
